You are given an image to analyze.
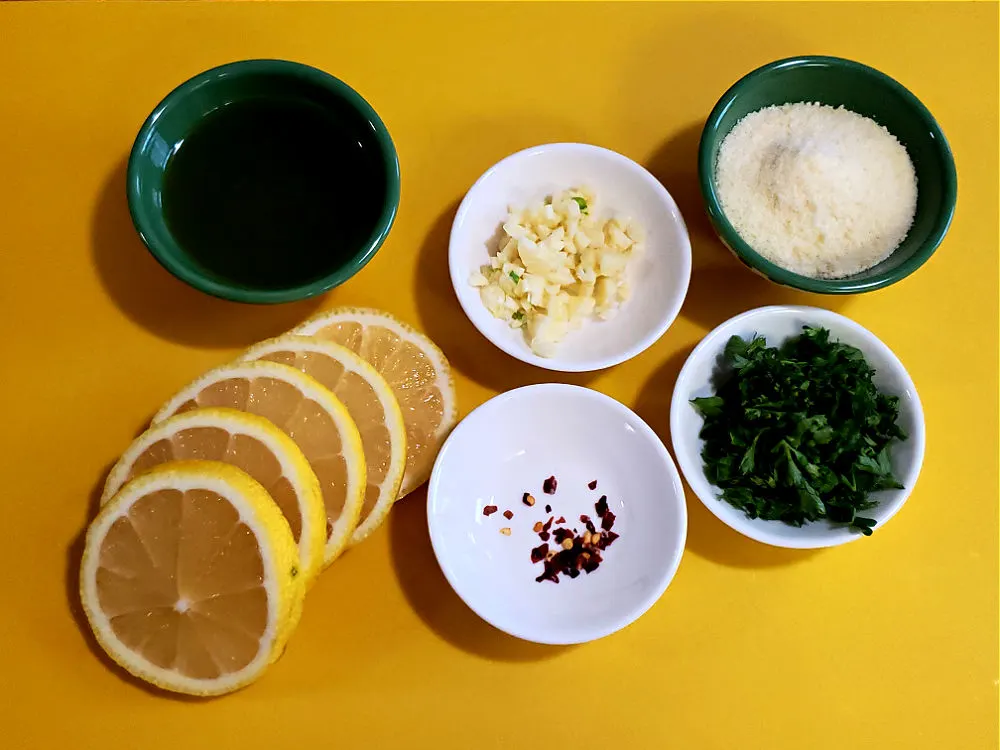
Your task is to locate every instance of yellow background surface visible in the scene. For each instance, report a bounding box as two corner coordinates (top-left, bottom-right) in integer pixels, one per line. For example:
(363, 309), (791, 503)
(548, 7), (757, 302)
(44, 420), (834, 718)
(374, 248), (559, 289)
(1, 2), (997, 748)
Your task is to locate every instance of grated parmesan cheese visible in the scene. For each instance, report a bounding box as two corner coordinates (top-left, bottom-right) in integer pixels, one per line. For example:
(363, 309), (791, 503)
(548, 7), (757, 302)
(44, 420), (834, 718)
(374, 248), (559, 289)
(715, 103), (917, 279)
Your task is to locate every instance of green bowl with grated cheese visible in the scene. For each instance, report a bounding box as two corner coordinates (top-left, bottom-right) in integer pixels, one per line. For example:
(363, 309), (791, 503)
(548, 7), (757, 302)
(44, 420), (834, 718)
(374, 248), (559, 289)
(698, 55), (957, 294)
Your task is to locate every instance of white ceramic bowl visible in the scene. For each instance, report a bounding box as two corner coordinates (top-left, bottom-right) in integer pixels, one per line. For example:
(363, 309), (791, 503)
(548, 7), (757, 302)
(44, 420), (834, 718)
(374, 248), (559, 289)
(427, 384), (687, 644)
(669, 305), (925, 549)
(449, 143), (692, 372)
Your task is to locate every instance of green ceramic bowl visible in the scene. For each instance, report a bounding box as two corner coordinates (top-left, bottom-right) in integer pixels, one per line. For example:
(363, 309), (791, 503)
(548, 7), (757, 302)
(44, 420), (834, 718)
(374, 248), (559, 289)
(127, 60), (400, 304)
(698, 56), (957, 294)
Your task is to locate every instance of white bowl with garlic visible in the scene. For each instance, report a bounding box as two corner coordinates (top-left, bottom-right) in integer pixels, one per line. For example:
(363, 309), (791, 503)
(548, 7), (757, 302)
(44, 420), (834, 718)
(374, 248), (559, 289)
(449, 143), (692, 372)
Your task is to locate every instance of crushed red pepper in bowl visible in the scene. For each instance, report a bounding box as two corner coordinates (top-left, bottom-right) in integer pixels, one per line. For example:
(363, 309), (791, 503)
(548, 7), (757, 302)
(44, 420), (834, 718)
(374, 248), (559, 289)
(529, 478), (620, 584)
(479, 474), (621, 584)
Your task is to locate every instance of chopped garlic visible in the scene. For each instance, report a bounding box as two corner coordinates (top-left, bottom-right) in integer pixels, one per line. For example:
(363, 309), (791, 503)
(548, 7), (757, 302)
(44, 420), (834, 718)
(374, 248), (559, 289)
(470, 188), (644, 357)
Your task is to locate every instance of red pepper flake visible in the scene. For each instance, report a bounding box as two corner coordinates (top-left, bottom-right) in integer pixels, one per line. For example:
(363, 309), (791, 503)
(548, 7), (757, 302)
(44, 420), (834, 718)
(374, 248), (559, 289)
(535, 557), (561, 583)
(503, 509), (513, 520)
(483, 505), (498, 517)
(580, 514), (597, 534)
(601, 511), (616, 531)
(542, 476), (558, 494)
(552, 527), (574, 545)
(582, 550), (603, 574)
(588, 480), (598, 490)
(530, 543), (549, 563)
(539, 531), (550, 542)
(595, 495), (609, 517)
(555, 547), (577, 564)
(599, 531), (619, 549)
(555, 516), (566, 524)
(544, 504), (552, 514)
(522, 492), (536, 507)
(542, 516), (555, 532)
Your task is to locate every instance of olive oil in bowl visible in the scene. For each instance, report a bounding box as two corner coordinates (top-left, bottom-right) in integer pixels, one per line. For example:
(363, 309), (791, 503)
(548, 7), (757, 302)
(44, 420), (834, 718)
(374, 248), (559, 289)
(163, 98), (386, 290)
(127, 60), (400, 303)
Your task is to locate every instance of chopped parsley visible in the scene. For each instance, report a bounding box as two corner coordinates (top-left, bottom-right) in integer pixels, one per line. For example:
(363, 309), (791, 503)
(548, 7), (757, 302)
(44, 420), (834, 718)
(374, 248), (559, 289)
(691, 326), (907, 536)
(509, 270), (521, 283)
(571, 196), (588, 214)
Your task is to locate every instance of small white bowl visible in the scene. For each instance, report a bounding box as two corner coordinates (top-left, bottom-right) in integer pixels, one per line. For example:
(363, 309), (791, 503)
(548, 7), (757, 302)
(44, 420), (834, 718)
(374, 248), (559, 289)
(449, 143), (692, 372)
(669, 305), (925, 549)
(427, 384), (687, 644)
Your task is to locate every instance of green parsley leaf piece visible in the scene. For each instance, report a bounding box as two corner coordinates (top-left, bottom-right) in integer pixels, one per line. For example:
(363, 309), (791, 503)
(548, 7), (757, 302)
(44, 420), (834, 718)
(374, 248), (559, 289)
(739, 434), (760, 475)
(691, 396), (725, 417)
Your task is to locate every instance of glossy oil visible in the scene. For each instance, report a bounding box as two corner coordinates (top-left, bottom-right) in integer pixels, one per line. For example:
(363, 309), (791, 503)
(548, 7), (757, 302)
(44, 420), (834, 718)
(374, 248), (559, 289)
(162, 97), (386, 290)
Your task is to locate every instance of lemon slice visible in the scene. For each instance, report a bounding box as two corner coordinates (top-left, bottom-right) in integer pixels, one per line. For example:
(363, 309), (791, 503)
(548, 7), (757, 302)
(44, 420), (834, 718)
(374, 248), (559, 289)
(294, 308), (457, 497)
(241, 336), (406, 545)
(152, 361), (365, 567)
(101, 407), (326, 585)
(80, 461), (304, 696)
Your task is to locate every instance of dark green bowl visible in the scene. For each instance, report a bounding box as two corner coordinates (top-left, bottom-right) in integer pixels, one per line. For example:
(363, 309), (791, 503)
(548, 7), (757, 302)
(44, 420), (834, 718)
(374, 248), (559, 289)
(127, 60), (400, 304)
(698, 56), (956, 294)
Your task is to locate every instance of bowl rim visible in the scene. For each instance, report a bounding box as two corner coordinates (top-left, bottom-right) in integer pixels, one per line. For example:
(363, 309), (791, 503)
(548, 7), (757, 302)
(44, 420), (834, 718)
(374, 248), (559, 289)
(448, 141), (692, 372)
(697, 54), (958, 295)
(426, 382), (689, 644)
(668, 304), (926, 549)
(126, 58), (401, 305)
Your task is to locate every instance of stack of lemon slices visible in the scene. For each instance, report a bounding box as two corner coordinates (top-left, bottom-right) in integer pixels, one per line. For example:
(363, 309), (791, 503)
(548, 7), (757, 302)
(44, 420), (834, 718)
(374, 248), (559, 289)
(79, 308), (456, 696)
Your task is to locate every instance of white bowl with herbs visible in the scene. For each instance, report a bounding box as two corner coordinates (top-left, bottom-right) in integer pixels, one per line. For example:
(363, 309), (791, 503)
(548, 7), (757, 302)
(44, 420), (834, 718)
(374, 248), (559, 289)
(449, 143), (692, 372)
(669, 305), (925, 548)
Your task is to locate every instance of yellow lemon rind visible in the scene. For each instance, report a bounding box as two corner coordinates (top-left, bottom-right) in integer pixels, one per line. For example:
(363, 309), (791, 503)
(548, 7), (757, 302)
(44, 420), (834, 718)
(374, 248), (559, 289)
(293, 307), (458, 498)
(79, 460), (304, 697)
(240, 335), (407, 546)
(151, 360), (366, 568)
(100, 406), (326, 586)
